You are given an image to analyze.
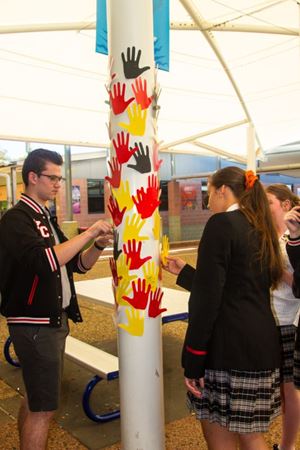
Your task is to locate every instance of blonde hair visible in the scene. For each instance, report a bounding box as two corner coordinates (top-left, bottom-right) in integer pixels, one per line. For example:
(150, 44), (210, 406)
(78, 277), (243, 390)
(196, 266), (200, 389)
(265, 184), (300, 209)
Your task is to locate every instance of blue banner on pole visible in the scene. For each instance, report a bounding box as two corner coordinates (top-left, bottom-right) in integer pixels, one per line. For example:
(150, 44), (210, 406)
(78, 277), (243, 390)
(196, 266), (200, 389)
(96, 0), (169, 71)
(96, 0), (108, 55)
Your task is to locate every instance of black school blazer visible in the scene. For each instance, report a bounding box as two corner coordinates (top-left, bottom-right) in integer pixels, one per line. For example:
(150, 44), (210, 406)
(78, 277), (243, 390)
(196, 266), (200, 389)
(177, 209), (281, 379)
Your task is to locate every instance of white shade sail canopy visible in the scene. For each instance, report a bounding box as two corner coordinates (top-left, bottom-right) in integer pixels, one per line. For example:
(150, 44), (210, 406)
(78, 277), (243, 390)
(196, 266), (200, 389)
(0, 0), (299, 159)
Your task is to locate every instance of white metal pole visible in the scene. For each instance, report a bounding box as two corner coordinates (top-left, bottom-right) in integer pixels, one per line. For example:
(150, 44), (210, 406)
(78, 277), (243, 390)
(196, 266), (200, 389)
(246, 123), (256, 172)
(107, 1), (165, 449)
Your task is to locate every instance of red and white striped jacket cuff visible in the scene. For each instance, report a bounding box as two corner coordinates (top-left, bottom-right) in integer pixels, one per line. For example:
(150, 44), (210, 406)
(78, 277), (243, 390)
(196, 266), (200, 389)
(77, 254), (88, 273)
(7, 316), (50, 325)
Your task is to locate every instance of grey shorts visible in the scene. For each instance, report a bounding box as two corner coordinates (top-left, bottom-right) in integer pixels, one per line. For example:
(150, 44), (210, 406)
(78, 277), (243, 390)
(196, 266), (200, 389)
(9, 313), (69, 412)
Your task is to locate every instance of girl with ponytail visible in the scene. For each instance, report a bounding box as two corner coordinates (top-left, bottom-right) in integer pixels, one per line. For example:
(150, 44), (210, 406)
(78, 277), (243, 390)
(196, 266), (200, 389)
(163, 166), (283, 450)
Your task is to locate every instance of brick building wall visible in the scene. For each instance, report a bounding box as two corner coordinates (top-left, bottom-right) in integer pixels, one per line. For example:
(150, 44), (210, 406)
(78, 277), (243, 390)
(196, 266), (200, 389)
(4, 177), (300, 243)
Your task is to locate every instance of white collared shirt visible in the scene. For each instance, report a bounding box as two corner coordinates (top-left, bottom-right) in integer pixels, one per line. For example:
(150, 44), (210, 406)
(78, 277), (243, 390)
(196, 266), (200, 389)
(42, 206), (71, 309)
(226, 203), (239, 212)
(272, 230), (300, 326)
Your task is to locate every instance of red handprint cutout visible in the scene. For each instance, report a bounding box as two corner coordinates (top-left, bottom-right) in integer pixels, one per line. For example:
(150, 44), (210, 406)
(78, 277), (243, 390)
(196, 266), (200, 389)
(110, 82), (134, 115)
(153, 140), (163, 171)
(108, 196), (126, 226)
(132, 174), (161, 219)
(105, 157), (122, 188)
(123, 239), (151, 270)
(113, 132), (138, 164)
(109, 257), (120, 286)
(148, 288), (166, 318)
(132, 77), (152, 110)
(122, 278), (151, 310)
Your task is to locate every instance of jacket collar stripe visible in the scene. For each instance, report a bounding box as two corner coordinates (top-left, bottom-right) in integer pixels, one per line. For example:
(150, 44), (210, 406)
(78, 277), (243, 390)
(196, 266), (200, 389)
(288, 239), (300, 246)
(45, 248), (57, 272)
(20, 194), (43, 215)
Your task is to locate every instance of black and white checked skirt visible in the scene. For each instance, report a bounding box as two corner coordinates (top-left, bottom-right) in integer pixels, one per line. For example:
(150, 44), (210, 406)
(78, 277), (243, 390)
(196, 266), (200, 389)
(294, 348), (300, 388)
(279, 324), (297, 383)
(187, 368), (281, 434)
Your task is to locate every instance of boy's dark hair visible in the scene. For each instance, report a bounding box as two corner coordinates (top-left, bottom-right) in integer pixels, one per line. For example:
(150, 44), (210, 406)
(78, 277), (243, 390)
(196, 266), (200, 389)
(22, 148), (63, 186)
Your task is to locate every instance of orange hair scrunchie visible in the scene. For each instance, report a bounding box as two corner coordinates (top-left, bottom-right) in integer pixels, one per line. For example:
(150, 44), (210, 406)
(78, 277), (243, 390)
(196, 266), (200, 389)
(245, 170), (258, 190)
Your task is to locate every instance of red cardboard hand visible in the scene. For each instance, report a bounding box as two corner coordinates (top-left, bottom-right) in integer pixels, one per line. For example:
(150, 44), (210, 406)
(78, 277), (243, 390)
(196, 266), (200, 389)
(108, 196), (126, 226)
(110, 82), (134, 115)
(109, 257), (120, 286)
(105, 157), (122, 188)
(122, 278), (151, 310)
(123, 239), (151, 270)
(153, 140), (163, 171)
(148, 288), (166, 318)
(132, 175), (161, 219)
(113, 132), (138, 164)
(132, 77), (152, 110)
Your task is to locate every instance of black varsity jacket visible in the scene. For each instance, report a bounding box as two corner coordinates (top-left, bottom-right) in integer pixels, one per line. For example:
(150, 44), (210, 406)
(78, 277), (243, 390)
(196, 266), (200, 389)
(286, 236), (300, 298)
(0, 193), (86, 327)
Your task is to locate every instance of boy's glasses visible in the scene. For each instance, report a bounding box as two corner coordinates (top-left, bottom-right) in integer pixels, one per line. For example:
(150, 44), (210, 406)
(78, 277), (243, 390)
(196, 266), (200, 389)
(39, 173), (65, 183)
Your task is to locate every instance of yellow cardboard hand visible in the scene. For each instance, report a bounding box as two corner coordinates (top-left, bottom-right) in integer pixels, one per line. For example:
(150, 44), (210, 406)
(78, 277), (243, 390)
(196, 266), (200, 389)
(118, 307), (145, 336)
(160, 235), (169, 266)
(116, 254), (137, 283)
(118, 103), (147, 136)
(123, 214), (149, 242)
(112, 180), (134, 211)
(152, 209), (161, 240)
(142, 261), (159, 292)
(116, 278), (132, 306)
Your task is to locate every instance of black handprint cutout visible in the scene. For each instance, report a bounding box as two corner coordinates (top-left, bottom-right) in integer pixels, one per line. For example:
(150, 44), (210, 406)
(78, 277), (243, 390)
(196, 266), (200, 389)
(121, 46), (150, 79)
(113, 229), (122, 260)
(128, 142), (151, 174)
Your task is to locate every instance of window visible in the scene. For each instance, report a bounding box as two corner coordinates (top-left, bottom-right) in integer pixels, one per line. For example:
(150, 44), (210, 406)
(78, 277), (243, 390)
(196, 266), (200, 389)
(159, 180), (169, 211)
(87, 179), (104, 213)
(201, 181), (209, 210)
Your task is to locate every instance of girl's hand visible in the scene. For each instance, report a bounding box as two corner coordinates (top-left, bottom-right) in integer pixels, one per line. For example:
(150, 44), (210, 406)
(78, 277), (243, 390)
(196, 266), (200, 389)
(184, 377), (204, 398)
(284, 206), (300, 238)
(162, 256), (186, 275)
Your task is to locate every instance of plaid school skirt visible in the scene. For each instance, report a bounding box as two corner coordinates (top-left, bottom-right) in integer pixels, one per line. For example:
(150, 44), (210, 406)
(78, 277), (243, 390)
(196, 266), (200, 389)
(187, 368), (281, 434)
(294, 348), (300, 388)
(279, 324), (297, 383)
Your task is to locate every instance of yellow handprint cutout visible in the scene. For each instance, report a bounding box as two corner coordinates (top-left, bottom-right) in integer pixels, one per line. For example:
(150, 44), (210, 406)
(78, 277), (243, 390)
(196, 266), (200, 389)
(123, 213), (149, 242)
(160, 235), (169, 266)
(152, 209), (161, 240)
(116, 254), (137, 284)
(143, 261), (159, 292)
(112, 180), (134, 211)
(119, 103), (147, 136)
(115, 278), (132, 306)
(118, 307), (145, 336)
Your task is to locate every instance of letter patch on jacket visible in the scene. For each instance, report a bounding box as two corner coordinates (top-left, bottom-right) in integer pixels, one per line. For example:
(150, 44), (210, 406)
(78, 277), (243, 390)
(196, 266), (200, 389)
(34, 220), (50, 238)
